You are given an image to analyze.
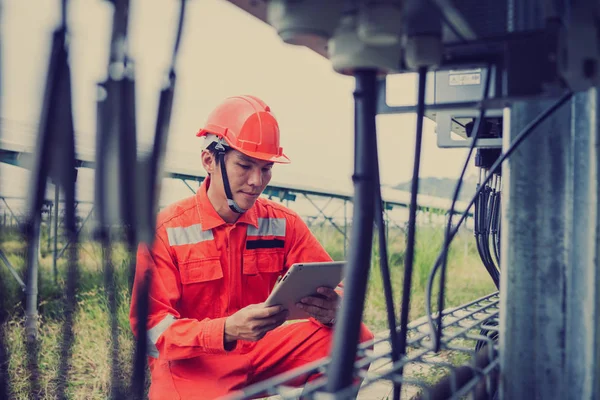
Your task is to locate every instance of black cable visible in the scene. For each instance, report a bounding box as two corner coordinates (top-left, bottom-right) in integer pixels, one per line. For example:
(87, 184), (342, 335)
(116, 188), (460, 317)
(61, 0), (68, 30)
(397, 66), (428, 370)
(131, 269), (151, 400)
(171, 0), (187, 68)
(373, 145), (401, 400)
(425, 91), (573, 347)
(435, 64), (493, 351)
(480, 184), (498, 280)
(473, 182), (499, 288)
(131, 1), (187, 395)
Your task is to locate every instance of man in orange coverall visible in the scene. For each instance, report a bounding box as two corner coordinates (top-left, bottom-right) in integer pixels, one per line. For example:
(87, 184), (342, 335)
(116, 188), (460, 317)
(130, 95), (374, 399)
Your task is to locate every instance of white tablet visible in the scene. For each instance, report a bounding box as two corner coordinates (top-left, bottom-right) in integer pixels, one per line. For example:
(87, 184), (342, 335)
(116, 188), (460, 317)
(265, 261), (345, 320)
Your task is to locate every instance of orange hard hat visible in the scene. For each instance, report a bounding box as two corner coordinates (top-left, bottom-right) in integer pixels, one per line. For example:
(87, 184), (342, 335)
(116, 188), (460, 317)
(196, 95), (291, 164)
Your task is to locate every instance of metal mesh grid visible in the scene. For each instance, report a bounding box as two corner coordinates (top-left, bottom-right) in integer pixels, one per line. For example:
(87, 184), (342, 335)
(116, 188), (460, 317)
(226, 292), (500, 400)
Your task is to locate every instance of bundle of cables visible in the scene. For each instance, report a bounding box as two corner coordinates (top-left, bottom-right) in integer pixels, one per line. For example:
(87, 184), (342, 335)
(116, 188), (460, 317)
(474, 147), (502, 290)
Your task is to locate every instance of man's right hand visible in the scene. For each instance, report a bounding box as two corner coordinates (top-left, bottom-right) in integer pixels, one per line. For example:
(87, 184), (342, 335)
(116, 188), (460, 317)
(224, 303), (288, 345)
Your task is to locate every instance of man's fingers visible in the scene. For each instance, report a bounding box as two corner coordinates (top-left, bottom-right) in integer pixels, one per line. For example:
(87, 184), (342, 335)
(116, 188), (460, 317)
(254, 312), (288, 328)
(317, 287), (339, 300)
(254, 304), (286, 319)
(297, 303), (333, 319)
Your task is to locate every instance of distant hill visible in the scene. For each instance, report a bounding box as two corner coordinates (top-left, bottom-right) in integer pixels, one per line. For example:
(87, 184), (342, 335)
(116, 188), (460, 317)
(391, 177), (478, 202)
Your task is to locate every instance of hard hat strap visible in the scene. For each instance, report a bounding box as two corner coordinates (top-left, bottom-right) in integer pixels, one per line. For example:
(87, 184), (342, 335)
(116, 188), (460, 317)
(216, 150), (246, 214)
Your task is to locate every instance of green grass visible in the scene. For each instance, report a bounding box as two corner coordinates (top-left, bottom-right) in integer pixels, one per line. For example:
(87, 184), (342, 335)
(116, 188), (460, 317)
(0, 223), (495, 398)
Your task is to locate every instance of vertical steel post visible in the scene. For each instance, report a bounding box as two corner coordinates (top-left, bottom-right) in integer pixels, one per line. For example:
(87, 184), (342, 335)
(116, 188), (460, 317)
(25, 218), (40, 341)
(500, 98), (572, 399)
(566, 88), (600, 398)
(500, 2), (572, 399)
(325, 70), (378, 394)
(47, 202), (52, 253)
(343, 199), (347, 258)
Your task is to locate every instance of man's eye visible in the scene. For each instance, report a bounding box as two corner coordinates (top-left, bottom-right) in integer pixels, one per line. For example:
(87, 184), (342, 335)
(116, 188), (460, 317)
(239, 164), (251, 170)
(262, 167), (272, 172)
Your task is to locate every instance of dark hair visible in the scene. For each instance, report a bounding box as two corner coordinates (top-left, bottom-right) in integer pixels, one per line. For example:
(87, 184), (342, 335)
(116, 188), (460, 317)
(204, 142), (229, 176)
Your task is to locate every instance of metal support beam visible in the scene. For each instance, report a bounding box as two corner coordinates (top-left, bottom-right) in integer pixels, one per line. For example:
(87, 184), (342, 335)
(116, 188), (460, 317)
(181, 178), (197, 194)
(566, 88), (600, 398)
(302, 193), (347, 239)
(500, 97), (572, 399)
(1, 197), (20, 225)
(56, 207), (94, 261)
(0, 248), (26, 291)
(431, 0), (478, 41)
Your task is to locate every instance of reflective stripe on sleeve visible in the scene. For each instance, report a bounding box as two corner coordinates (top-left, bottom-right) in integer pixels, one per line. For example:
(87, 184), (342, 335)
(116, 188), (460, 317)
(147, 314), (176, 358)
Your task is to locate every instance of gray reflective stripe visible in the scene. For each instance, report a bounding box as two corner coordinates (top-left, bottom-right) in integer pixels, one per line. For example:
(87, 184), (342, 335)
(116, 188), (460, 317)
(166, 224), (214, 246)
(147, 314), (176, 358)
(247, 218), (286, 237)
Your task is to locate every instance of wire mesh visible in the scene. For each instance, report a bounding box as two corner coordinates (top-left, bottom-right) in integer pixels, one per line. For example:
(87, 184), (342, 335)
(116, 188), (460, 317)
(225, 292), (500, 400)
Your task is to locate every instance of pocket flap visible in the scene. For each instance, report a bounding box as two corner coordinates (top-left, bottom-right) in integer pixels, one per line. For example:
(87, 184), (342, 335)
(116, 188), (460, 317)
(243, 250), (284, 275)
(180, 257), (224, 284)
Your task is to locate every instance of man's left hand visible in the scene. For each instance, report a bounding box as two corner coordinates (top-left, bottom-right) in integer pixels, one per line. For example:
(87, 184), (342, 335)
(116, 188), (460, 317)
(297, 286), (340, 326)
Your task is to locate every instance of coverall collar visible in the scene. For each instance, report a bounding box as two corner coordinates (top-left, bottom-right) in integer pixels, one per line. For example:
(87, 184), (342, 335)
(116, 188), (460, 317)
(196, 176), (259, 231)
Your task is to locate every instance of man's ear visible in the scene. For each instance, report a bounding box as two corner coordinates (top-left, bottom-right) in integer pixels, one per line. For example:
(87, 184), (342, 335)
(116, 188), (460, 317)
(201, 150), (216, 175)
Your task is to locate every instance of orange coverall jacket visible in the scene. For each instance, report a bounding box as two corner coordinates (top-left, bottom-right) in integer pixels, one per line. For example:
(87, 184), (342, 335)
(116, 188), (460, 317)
(130, 177), (374, 399)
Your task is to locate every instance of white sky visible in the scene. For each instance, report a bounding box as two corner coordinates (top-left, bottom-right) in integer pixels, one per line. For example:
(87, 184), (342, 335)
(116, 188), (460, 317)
(0, 0), (477, 207)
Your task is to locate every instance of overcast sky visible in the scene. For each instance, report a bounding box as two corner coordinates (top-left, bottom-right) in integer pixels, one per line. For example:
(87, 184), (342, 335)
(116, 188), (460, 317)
(0, 0), (477, 206)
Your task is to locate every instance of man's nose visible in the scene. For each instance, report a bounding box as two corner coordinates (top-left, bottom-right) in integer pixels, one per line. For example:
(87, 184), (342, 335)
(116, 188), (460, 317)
(248, 167), (262, 187)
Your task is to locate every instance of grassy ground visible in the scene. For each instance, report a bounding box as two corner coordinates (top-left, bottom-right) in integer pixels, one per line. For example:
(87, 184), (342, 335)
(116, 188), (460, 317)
(0, 222), (495, 399)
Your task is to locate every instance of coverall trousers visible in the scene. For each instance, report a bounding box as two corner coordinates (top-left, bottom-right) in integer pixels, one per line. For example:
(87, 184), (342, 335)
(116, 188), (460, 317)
(149, 320), (374, 399)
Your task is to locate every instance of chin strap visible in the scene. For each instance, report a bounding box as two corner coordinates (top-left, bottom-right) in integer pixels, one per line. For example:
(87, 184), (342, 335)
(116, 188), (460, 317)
(214, 141), (247, 214)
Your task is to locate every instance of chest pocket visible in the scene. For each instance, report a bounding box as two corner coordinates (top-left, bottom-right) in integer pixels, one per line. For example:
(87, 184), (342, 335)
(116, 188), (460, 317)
(242, 249), (285, 306)
(179, 257), (224, 319)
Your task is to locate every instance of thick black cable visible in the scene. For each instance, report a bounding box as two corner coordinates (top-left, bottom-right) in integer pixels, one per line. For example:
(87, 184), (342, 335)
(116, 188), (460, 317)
(96, 1), (133, 397)
(434, 65), (493, 351)
(325, 69), (378, 393)
(131, 269), (151, 400)
(130, 1), (187, 395)
(425, 92), (573, 347)
(171, 0), (187, 67)
(480, 185), (498, 281)
(492, 186), (501, 263)
(397, 66), (428, 369)
(373, 149), (401, 400)
(61, 0), (68, 30)
(474, 183), (499, 287)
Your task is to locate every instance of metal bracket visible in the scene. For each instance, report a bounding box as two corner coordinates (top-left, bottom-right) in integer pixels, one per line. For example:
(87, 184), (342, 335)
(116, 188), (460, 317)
(436, 108), (504, 148)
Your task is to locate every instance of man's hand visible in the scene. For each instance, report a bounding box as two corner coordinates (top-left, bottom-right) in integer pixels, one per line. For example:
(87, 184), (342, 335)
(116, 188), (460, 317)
(296, 286), (340, 326)
(224, 303), (288, 346)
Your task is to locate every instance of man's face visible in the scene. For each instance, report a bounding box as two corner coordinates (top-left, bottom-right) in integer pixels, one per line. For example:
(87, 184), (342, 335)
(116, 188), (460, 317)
(208, 149), (274, 210)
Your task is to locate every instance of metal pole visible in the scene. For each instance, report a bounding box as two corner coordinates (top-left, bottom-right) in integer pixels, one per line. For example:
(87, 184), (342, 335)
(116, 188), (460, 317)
(500, 2), (572, 398)
(47, 202), (53, 253)
(325, 69), (378, 394)
(499, 100), (572, 399)
(343, 199), (347, 258)
(53, 187), (59, 283)
(25, 218), (40, 341)
(566, 88), (600, 398)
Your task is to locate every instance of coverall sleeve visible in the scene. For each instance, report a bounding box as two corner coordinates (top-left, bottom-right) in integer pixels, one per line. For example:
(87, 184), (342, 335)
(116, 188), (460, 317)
(130, 225), (229, 361)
